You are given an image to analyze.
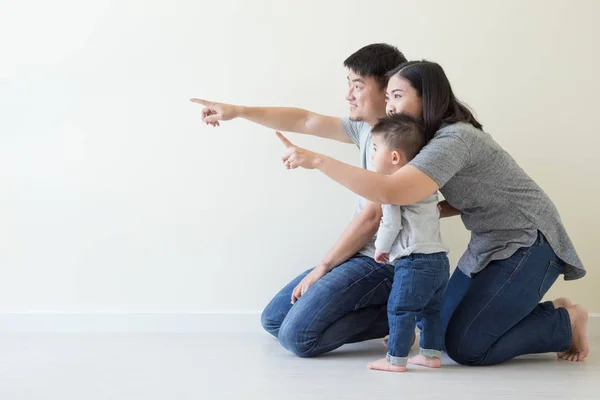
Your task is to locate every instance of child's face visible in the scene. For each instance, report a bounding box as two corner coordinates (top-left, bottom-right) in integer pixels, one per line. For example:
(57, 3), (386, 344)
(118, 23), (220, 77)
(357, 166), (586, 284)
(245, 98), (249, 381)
(371, 134), (407, 175)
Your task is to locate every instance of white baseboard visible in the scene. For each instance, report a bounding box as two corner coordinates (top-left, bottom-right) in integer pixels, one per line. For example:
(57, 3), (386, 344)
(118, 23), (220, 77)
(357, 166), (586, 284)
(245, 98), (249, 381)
(589, 313), (600, 337)
(0, 312), (598, 336)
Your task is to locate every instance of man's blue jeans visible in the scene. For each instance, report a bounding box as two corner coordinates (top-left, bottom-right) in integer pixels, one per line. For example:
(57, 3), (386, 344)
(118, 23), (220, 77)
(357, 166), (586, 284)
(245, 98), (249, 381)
(261, 255), (394, 357)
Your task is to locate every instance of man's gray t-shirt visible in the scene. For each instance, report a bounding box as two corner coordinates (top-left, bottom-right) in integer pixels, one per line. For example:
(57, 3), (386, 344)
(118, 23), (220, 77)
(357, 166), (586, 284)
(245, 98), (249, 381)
(341, 117), (447, 262)
(409, 122), (584, 280)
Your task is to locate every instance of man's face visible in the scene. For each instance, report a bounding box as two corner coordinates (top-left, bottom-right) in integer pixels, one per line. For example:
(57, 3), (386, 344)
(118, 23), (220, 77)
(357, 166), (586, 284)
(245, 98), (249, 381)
(345, 70), (386, 124)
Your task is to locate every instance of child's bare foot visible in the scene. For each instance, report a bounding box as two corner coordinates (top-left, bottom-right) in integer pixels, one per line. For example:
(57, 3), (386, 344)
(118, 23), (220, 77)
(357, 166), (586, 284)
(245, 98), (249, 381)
(408, 354), (441, 368)
(367, 358), (406, 372)
(558, 304), (589, 362)
(383, 333), (416, 349)
(552, 297), (573, 309)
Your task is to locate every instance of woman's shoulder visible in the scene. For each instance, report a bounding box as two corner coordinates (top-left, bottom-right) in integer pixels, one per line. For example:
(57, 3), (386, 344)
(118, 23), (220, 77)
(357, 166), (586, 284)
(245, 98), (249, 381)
(435, 122), (483, 139)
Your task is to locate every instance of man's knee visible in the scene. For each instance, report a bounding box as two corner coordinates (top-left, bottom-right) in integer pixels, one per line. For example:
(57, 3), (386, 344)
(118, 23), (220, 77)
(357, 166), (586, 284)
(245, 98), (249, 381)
(260, 305), (283, 338)
(278, 318), (320, 358)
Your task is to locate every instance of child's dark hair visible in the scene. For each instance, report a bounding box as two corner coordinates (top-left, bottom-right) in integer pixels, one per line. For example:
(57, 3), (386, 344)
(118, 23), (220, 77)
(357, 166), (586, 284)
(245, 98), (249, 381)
(371, 113), (425, 161)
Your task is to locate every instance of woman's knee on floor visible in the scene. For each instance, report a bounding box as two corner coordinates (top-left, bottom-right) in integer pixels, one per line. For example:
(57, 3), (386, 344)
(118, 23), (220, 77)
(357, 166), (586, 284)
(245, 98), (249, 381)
(444, 322), (493, 366)
(445, 342), (489, 366)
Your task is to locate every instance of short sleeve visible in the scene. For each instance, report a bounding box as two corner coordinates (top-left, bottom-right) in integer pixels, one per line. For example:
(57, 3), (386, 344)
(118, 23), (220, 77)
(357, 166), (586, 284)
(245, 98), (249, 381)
(341, 117), (369, 146)
(409, 127), (471, 188)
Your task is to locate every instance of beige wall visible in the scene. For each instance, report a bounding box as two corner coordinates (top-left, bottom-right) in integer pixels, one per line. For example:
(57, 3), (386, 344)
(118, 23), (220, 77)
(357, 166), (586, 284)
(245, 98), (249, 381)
(1, 0), (598, 313)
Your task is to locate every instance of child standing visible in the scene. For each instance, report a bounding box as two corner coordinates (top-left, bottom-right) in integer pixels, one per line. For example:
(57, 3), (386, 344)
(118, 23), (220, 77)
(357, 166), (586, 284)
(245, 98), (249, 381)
(367, 114), (450, 373)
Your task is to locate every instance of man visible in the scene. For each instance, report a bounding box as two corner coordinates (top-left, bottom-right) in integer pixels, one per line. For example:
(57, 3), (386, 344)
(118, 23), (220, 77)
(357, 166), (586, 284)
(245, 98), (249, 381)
(191, 44), (407, 357)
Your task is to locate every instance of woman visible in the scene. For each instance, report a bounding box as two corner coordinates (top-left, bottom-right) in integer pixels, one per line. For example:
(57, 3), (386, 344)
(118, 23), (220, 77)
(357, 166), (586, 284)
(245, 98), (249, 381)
(275, 60), (588, 365)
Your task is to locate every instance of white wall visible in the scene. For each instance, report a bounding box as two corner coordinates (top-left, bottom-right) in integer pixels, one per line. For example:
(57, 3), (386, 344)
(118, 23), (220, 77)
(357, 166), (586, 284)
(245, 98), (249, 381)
(1, 0), (599, 314)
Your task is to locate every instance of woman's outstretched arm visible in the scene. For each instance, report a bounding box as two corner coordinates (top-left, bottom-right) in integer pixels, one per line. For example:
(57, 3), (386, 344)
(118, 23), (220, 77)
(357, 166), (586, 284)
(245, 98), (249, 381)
(277, 131), (439, 205)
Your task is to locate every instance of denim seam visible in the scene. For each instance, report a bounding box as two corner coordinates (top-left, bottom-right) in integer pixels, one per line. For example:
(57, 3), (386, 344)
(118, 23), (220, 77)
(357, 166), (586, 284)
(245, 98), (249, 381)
(538, 261), (562, 298)
(349, 260), (392, 294)
(456, 249), (531, 357)
(409, 268), (439, 301)
(354, 256), (387, 271)
(354, 278), (391, 310)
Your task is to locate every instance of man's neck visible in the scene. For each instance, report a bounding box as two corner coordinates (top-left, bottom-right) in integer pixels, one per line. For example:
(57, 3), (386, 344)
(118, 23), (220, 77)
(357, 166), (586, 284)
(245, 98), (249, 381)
(366, 112), (387, 127)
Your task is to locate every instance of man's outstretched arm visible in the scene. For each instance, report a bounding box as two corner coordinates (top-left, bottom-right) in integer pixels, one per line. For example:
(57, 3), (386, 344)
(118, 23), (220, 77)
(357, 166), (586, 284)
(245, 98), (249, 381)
(190, 99), (353, 143)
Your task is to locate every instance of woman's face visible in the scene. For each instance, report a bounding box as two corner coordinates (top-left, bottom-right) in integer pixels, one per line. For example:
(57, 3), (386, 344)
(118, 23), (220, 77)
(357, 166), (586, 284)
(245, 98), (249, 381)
(385, 75), (423, 118)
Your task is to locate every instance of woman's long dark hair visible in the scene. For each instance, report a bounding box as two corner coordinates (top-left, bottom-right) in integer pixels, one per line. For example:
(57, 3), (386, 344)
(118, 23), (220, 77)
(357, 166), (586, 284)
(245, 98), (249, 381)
(387, 60), (482, 143)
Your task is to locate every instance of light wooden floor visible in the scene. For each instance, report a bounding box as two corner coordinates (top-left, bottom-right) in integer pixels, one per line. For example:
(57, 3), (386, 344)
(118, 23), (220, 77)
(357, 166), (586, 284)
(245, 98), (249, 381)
(0, 333), (597, 399)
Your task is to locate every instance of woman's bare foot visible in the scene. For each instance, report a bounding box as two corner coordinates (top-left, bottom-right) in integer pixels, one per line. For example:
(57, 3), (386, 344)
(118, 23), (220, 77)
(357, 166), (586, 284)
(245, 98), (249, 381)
(367, 358), (406, 372)
(552, 297), (573, 309)
(558, 304), (589, 362)
(408, 354), (441, 368)
(383, 333), (416, 349)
